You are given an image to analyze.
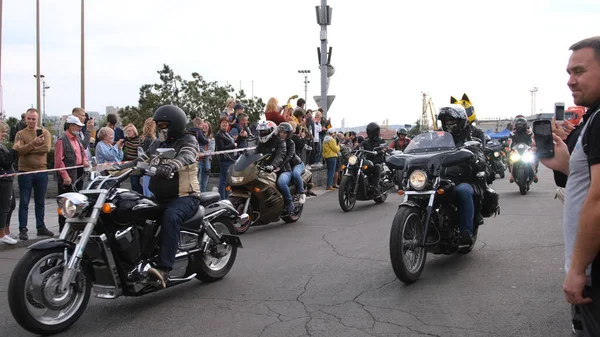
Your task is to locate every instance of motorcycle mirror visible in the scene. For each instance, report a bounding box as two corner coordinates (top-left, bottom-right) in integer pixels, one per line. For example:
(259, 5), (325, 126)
(138, 147), (146, 158)
(464, 140), (481, 148)
(156, 148), (176, 159)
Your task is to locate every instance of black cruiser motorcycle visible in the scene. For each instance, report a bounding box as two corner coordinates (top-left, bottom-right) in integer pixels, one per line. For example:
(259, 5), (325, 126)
(386, 131), (499, 284)
(8, 148), (242, 335)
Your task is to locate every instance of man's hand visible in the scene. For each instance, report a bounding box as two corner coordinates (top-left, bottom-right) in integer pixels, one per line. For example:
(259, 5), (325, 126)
(154, 165), (173, 179)
(564, 269), (592, 305)
(63, 177), (72, 186)
(535, 133), (570, 174)
(34, 134), (44, 145)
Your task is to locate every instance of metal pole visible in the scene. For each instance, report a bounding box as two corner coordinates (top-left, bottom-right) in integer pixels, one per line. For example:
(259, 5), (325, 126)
(81, 0), (85, 109)
(320, 0), (328, 119)
(36, 0), (41, 125)
(42, 79), (46, 125)
(304, 75), (308, 105)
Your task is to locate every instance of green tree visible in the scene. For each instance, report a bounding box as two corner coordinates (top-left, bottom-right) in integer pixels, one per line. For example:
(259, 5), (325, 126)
(119, 64), (265, 132)
(6, 117), (18, 129)
(407, 119), (421, 138)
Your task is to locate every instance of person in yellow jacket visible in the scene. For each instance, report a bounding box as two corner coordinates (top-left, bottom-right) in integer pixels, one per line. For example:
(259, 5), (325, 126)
(322, 130), (340, 190)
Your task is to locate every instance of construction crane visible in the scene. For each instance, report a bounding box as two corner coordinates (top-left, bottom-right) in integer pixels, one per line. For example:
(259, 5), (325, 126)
(421, 92), (438, 131)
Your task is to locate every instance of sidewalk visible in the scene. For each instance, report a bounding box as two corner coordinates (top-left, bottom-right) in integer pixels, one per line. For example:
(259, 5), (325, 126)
(0, 184), (333, 251)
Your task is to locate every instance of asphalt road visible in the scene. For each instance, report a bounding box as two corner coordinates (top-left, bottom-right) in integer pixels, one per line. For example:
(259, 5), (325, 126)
(0, 166), (573, 337)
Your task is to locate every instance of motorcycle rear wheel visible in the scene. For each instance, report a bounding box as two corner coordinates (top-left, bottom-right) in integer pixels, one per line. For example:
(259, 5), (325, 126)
(374, 181), (388, 204)
(390, 205), (427, 284)
(339, 176), (357, 212)
(229, 196), (251, 234)
(282, 202), (304, 223)
(196, 217), (238, 282)
(8, 248), (92, 336)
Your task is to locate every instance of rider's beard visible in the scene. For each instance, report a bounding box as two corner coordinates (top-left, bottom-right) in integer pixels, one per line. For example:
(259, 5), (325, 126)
(158, 128), (168, 142)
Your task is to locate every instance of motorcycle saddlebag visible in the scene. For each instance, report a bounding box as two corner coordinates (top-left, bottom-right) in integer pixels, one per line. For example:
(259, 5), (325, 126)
(481, 187), (499, 218)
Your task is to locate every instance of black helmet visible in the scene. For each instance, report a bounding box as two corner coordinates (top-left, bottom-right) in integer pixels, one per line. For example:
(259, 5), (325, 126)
(153, 105), (188, 140)
(397, 128), (407, 136)
(366, 122), (380, 139)
(514, 117), (528, 132)
(278, 122), (294, 139)
(437, 104), (468, 136)
(357, 135), (364, 143)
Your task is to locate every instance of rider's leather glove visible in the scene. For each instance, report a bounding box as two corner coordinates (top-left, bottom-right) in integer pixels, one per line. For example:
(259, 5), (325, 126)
(264, 165), (274, 173)
(154, 165), (173, 179)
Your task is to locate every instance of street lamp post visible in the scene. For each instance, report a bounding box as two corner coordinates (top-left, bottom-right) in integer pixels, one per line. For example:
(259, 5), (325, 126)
(80, 0), (85, 109)
(36, 0), (41, 126)
(298, 70), (310, 107)
(34, 74), (49, 126)
(529, 87), (538, 116)
(316, 1), (332, 118)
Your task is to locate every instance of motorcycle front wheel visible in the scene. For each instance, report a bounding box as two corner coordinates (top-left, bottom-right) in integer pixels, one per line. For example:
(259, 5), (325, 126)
(338, 176), (357, 212)
(196, 217), (238, 282)
(389, 205), (427, 284)
(8, 248), (92, 335)
(517, 168), (527, 195)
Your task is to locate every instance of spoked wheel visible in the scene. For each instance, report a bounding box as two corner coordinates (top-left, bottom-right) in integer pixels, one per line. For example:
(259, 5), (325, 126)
(374, 180), (388, 204)
(196, 217), (238, 282)
(8, 248), (92, 335)
(230, 196), (251, 234)
(389, 206), (427, 284)
(338, 176), (357, 212)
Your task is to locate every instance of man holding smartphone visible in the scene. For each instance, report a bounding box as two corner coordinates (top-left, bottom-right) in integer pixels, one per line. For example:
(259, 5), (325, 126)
(12, 108), (54, 240)
(539, 36), (600, 336)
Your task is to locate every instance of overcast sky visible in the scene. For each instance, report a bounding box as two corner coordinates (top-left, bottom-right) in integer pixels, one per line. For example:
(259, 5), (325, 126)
(2, 0), (599, 127)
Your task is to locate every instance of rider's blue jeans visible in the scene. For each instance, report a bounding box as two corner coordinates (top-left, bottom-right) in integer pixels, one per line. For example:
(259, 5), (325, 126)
(158, 196), (202, 269)
(277, 163), (305, 205)
(455, 183), (474, 236)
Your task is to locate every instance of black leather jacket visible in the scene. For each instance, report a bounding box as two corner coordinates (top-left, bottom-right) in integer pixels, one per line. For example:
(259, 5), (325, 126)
(444, 132), (487, 187)
(0, 144), (15, 181)
(280, 138), (302, 172)
(362, 137), (387, 164)
(254, 136), (286, 169)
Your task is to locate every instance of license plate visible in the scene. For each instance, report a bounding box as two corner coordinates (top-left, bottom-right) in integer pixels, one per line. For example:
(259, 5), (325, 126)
(221, 234), (243, 248)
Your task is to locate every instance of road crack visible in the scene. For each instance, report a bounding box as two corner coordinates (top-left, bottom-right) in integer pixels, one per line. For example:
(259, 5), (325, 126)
(322, 230), (388, 263)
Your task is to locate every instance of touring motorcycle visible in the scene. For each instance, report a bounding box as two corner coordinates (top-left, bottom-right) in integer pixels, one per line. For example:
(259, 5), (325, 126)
(8, 148), (242, 335)
(338, 146), (394, 212)
(509, 142), (536, 195)
(386, 131), (499, 284)
(227, 151), (313, 234)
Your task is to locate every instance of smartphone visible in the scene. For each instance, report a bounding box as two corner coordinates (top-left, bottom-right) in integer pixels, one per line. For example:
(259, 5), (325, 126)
(555, 102), (565, 125)
(533, 120), (554, 159)
(36, 129), (43, 137)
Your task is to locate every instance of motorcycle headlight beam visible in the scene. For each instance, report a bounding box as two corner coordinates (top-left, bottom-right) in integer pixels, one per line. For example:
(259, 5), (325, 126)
(57, 193), (89, 219)
(522, 152), (535, 162)
(348, 155), (357, 166)
(409, 170), (427, 190)
(510, 152), (521, 162)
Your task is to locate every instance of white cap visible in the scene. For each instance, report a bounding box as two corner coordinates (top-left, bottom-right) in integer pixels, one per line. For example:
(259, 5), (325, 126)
(66, 115), (84, 126)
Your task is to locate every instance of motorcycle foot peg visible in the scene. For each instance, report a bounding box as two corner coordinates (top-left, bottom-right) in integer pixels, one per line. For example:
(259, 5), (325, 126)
(238, 213), (250, 224)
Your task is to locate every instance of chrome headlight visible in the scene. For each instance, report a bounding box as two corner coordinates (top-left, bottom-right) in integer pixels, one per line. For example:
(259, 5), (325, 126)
(510, 152), (521, 162)
(57, 193), (89, 218)
(494, 151), (500, 157)
(522, 152), (535, 162)
(348, 155), (358, 165)
(230, 176), (244, 184)
(409, 170), (427, 190)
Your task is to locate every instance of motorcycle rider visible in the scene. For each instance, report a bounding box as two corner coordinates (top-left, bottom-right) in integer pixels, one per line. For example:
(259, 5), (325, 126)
(112, 105), (201, 289)
(508, 116), (538, 183)
(362, 122), (387, 195)
(389, 128), (411, 151)
(255, 120), (287, 175)
(276, 122), (306, 214)
(437, 104), (488, 246)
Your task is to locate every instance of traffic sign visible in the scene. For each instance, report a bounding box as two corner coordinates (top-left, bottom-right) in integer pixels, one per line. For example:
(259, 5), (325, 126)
(313, 95), (336, 112)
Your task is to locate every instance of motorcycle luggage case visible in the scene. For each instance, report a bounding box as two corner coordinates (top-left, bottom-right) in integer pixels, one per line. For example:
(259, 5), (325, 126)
(481, 187), (499, 218)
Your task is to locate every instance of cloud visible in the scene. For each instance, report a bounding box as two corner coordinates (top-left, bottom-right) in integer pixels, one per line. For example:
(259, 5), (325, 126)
(1, 0), (599, 129)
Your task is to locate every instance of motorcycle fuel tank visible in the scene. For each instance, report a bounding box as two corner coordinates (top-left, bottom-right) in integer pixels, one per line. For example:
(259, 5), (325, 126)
(110, 190), (161, 225)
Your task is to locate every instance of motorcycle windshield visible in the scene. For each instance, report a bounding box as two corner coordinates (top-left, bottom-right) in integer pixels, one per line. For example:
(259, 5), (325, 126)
(234, 152), (264, 171)
(403, 131), (456, 154)
(513, 143), (531, 154)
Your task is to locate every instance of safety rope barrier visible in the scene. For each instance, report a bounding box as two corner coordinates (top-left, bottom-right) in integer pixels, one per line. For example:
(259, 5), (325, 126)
(0, 146), (256, 178)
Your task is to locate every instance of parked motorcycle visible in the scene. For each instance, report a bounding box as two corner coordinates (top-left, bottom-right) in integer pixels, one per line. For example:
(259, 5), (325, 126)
(338, 146), (394, 212)
(386, 131), (499, 284)
(509, 142), (535, 195)
(227, 151), (313, 234)
(8, 149), (242, 335)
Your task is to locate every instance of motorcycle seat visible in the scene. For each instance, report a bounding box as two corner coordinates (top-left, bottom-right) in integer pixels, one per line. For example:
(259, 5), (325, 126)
(182, 206), (205, 230)
(197, 192), (221, 206)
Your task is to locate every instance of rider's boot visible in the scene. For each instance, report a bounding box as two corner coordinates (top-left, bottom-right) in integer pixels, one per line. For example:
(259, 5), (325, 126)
(459, 231), (473, 246)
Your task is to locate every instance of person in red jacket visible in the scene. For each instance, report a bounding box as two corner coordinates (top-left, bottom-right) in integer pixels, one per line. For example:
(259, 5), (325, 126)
(388, 128), (411, 151)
